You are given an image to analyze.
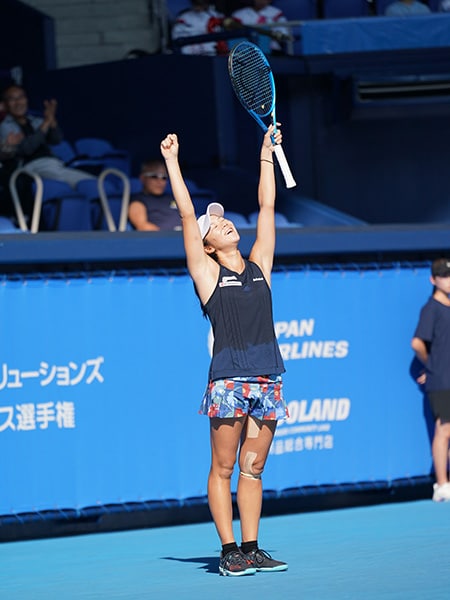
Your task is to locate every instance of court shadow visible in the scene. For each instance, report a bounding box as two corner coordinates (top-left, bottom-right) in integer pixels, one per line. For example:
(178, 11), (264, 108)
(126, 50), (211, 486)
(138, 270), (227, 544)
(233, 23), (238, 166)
(162, 555), (219, 574)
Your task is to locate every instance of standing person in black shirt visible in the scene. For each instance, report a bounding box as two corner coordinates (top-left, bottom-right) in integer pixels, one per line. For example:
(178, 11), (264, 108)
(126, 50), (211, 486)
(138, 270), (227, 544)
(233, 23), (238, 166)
(412, 258), (450, 502)
(160, 124), (288, 577)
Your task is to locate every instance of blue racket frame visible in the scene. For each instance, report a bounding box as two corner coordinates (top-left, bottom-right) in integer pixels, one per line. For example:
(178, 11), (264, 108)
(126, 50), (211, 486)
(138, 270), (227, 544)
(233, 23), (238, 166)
(228, 41), (296, 188)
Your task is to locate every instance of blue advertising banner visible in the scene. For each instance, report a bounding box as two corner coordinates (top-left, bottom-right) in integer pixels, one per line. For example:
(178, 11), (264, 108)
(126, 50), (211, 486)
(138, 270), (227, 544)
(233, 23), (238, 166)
(267, 267), (432, 491)
(0, 265), (433, 515)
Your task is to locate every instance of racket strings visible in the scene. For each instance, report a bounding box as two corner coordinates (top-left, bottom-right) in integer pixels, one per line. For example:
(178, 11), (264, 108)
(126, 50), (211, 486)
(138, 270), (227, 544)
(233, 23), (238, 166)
(230, 48), (274, 116)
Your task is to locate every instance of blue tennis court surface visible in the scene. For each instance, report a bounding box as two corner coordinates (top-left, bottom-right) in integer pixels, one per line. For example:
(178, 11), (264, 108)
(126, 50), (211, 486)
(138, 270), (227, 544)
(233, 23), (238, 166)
(2, 499), (449, 599)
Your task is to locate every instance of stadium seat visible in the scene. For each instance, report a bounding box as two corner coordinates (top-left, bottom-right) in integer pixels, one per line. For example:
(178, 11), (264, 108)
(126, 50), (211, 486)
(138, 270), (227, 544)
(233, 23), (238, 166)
(9, 168), (85, 232)
(37, 179), (92, 232)
(166, 0), (190, 21)
(162, 177), (217, 216)
(224, 211), (253, 228)
(273, 0), (317, 20)
(270, 0), (317, 54)
(248, 211), (301, 227)
(51, 140), (113, 175)
(322, 0), (371, 18)
(0, 216), (23, 233)
(186, 179), (217, 216)
(7, 167), (34, 231)
(9, 167), (92, 233)
(98, 168), (131, 232)
(74, 138), (131, 176)
(129, 177), (142, 195)
(76, 174), (126, 231)
(50, 140), (77, 164)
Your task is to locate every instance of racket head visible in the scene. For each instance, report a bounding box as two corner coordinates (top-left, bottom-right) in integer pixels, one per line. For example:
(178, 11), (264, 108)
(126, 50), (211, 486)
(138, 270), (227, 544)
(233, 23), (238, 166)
(228, 41), (276, 123)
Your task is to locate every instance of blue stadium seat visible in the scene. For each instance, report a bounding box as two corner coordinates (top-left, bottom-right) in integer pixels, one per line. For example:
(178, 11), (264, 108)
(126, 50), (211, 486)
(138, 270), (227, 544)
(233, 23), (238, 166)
(129, 177), (142, 195)
(37, 179), (93, 232)
(163, 177), (217, 216)
(76, 176), (121, 231)
(76, 177), (117, 202)
(322, 0), (371, 18)
(50, 140), (77, 164)
(51, 140), (113, 174)
(224, 211), (253, 228)
(9, 167), (92, 232)
(166, 0), (190, 21)
(99, 168), (131, 232)
(282, 196), (366, 226)
(271, 0), (318, 54)
(186, 179), (217, 216)
(248, 211), (301, 227)
(273, 0), (317, 20)
(0, 216), (23, 233)
(74, 138), (131, 176)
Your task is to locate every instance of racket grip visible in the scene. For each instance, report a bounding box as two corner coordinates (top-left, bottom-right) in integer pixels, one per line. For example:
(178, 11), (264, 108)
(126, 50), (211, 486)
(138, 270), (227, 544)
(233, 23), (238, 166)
(273, 144), (297, 189)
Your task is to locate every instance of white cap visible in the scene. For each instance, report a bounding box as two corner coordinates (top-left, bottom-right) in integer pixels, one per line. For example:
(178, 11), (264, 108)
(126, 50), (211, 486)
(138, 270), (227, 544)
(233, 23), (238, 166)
(197, 202), (224, 239)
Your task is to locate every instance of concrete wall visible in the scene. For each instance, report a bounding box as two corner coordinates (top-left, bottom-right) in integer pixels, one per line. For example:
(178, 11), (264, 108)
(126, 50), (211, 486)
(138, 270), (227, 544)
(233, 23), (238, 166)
(20, 0), (166, 68)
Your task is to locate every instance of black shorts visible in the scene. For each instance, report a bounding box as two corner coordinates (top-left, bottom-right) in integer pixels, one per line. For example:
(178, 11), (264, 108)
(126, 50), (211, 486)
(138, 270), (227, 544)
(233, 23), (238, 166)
(428, 390), (450, 423)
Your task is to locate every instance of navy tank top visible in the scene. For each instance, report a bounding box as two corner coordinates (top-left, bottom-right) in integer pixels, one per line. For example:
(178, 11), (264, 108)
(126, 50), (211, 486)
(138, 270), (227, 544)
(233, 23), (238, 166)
(203, 260), (285, 381)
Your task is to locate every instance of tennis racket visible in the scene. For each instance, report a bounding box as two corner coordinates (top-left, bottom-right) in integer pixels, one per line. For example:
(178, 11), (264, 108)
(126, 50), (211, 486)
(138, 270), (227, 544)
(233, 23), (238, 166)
(228, 41), (296, 189)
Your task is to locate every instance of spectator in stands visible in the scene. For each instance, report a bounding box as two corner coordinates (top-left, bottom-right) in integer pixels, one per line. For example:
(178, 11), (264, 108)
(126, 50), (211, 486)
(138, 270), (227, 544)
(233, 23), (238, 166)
(160, 124), (288, 577)
(384, 0), (431, 16)
(411, 258), (450, 502)
(0, 85), (23, 218)
(0, 84), (94, 188)
(171, 0), (229, 55)
(0, 127), (24, 218)
(128, 158), (181, 231)
(231, 0), (290, 55)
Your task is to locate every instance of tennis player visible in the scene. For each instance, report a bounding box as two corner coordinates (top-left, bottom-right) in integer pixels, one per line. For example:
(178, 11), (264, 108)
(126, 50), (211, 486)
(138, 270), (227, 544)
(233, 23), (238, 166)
(160, 124), (289, 577)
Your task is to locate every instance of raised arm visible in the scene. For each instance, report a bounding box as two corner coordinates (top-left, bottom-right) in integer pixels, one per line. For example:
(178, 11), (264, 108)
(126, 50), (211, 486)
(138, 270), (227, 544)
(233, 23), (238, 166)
(160, 134), (217, 290)
(248, 123), (281, 285)
(18, 125), (63, 157)
(10, 110), (63, 158)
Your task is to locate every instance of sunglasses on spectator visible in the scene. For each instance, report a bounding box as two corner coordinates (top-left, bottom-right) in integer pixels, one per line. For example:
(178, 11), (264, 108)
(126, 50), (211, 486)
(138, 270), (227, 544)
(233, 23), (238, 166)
(142, 172), (168, 180)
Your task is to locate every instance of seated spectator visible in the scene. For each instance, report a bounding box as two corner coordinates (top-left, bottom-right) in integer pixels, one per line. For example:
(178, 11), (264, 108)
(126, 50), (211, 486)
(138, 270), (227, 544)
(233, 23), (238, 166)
(384, 0), (431, 16)
(231, 0), (289, 55)
(171, 0), (228, 55)
(128, 159), (182, 231)
(0, 84), (95, 188)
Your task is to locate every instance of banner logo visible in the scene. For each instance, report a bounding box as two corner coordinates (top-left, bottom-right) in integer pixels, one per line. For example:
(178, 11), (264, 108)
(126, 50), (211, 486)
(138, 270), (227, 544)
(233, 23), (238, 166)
(271, 397), (351, 456)
(275, 318), (349, 361)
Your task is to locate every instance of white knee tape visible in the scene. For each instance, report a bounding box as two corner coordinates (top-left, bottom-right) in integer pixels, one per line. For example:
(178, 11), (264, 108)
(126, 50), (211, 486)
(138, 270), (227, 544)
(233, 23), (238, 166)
(240, 471), (261, 480)
(239, 451), (262, 480)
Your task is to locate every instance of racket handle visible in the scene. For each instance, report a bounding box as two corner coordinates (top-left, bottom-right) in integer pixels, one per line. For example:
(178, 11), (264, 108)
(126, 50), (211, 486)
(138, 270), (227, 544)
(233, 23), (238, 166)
(273, 144), (297, 189)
